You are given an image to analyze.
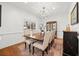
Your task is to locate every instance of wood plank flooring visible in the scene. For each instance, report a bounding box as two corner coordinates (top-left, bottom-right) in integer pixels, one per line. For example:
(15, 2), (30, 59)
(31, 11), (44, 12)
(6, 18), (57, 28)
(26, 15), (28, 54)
(0, 38), (63, 56)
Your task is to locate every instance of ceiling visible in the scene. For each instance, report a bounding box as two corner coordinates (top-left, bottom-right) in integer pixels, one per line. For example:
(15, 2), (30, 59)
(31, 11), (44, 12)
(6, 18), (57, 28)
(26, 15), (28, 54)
(9, 2), (72, 19)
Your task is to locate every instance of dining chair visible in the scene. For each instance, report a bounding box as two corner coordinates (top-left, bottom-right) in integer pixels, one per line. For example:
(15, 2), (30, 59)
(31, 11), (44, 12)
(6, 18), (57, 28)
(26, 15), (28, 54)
(25, 38), (36, 53)
(48, 30), (55, 50)
(24, 29), (37, 53)
(24, 29), (30, 48)
(32, 31), (51, 56)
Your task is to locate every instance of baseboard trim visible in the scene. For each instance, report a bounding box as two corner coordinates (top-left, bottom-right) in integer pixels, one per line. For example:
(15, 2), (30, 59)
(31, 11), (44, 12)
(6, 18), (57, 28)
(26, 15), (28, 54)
(0, 40), (25, 50)
(57, 36), (63, 39)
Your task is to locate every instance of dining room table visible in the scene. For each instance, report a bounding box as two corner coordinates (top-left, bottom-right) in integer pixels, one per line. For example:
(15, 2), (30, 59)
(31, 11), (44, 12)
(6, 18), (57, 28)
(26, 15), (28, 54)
(24, 32), (44, 41)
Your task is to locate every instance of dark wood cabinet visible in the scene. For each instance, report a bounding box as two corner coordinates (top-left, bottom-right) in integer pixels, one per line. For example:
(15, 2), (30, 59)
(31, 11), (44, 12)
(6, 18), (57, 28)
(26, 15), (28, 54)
(63, 31), (78, 56)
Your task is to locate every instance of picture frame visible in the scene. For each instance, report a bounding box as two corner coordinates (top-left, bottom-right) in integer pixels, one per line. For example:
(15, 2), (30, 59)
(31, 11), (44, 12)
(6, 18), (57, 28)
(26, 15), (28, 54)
(71, 2), (78, 25)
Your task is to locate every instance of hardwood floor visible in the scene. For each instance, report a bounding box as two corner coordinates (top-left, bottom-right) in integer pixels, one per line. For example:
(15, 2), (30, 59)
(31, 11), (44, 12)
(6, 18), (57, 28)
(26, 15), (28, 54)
(0, 38), (63, 56)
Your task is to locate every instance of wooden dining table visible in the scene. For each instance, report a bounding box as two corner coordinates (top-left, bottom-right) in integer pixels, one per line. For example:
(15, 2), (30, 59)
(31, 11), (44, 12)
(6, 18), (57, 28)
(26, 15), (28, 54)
(24, 33), (44, 41)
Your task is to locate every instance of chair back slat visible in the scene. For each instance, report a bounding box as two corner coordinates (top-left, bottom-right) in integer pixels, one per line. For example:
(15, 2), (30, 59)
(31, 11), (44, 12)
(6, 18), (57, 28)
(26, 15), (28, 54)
(43, 31), (51, 48)
(49, 30), (55, 43)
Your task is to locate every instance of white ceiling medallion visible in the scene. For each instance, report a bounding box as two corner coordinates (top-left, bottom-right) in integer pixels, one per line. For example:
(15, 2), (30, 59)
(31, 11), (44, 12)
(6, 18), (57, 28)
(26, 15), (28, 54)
(52, 7), (55, 10)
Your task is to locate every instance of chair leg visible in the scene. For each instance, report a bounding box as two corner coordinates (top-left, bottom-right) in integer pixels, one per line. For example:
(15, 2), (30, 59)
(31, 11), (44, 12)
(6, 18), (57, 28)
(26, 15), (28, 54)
(48, 43), (51, 51)
(42, 51), (44, 56)
(51, 42), (52, 47)
(45, 48), (48, 54)
(49, 43), (51, 50)
(29, 45), (31, 52)
(51, 40), (54, 47)
(32, 46), (34, 55)
(25, 42), (26, 49)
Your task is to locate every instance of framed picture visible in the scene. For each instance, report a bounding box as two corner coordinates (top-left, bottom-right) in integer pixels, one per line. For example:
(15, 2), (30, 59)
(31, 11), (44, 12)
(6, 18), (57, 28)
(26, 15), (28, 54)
(71, 2), (78, 25)
(31, 22), (36, 29)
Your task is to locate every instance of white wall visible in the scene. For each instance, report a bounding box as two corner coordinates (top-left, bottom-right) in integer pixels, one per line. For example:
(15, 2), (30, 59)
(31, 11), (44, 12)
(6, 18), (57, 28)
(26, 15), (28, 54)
(0, 2), (41, 49)
(0, 3), (23, 34)
(0, 2), (29, 49)
(68, 2), (79, 33)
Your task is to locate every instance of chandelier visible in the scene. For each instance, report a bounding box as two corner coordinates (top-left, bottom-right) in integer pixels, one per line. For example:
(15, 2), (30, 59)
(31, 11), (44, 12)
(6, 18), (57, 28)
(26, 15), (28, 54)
(39, 7), (47, 20)
(39, 7), (47, 32)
